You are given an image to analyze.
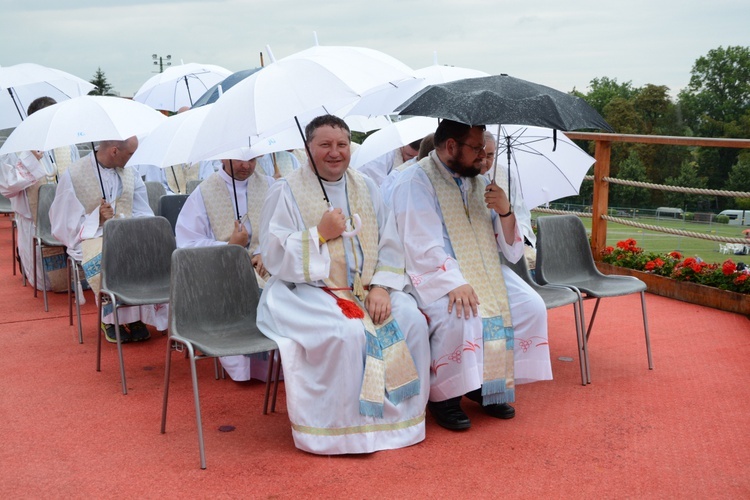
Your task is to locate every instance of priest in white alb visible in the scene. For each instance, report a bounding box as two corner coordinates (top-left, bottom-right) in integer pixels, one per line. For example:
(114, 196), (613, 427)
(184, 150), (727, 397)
(0, 96), (79, 291)
(50, 137), (168, 343)
(175, 155), (274, 381)
(391, 119), (552, 431)
(257, 115), (430, 455)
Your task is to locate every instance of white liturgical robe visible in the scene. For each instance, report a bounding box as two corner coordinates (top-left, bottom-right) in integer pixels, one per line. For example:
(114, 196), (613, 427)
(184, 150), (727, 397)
(257, 168), (430, 455)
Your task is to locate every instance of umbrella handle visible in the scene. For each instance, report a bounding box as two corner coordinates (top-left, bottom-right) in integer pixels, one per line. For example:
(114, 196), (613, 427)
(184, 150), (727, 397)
(342, 213), (362, 238)
(327, 206), (361, 238)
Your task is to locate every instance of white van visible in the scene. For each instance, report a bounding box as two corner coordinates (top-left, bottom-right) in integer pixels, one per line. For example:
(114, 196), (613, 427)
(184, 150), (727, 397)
(718, 209), (750, 226)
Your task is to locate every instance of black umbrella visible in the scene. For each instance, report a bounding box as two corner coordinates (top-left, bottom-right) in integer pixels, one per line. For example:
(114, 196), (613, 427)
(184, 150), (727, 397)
(395, 74), (613, 132)
(191, 68), (262, 108)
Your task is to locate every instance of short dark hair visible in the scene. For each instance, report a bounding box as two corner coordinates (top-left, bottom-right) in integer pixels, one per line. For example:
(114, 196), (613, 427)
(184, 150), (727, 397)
(305, 114), (350, 143)
(407, 138), (422, 151)
(27, 96), (57, 116)
(417, 133), (435, 160)
(433, 119), (485, 147)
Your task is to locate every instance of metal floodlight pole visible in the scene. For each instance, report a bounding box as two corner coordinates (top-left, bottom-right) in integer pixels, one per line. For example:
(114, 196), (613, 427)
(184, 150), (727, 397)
(152, 53), (172, 73)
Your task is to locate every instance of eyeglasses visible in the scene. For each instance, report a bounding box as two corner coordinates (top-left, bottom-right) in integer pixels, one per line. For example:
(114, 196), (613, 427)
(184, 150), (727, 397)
(457, 142), (486, 155)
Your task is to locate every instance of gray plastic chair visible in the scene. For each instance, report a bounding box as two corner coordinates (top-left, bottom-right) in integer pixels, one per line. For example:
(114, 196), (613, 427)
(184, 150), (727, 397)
(161, 245), (280, 469)
(33, 183), (66, 312)
(535, 215), (652, 384)
(185, 179), (201, 195)
(157, 194), (189, 235)
(97, 216), (175, 394)
(502, 253), (588, 386)
(144, 181), (167, 215)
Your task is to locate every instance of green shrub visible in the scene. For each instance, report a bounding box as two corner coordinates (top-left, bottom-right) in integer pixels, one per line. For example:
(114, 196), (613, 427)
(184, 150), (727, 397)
(684, 212), (694, 221)
(715, 215), (730, 224)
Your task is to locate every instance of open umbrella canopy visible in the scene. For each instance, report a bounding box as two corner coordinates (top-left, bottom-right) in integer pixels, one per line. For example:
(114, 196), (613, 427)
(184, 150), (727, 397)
(487, 124), (596, 209)
(126, 104), (303, 169)
(351, 116), (438, 168)
(396, 74), (612, 132)
(191, 67), (261, 108)
(0, 95), (166, 155)
(191, 57), (385, 161)
(133, 62), (232, 112)
(413, 64), (489, 84)
(0, 63), (95, 129)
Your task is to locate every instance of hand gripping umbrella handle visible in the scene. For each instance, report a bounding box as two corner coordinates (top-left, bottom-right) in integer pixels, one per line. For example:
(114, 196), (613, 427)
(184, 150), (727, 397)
(328, 206), (361, 238)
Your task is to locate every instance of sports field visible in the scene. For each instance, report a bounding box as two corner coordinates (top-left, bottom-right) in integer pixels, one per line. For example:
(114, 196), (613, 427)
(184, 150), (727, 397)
(534, 214), (749, 265)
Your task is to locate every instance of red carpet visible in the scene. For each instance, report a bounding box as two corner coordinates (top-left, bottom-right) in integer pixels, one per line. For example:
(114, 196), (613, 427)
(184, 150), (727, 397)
(0, 215), (748, 498)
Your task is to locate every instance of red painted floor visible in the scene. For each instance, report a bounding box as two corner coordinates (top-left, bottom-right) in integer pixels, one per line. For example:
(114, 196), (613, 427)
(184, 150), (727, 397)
(0, 215), (748, 498)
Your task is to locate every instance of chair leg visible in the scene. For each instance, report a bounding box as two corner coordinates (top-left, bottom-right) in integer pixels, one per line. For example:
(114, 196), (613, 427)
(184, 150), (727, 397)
(68, 258), (73, 326)
(640, 291), (653, 370)
(97, 292), (129, 394)
(263, 351), (274, 415)
(111, 302), (128, 395)
(585, 298), (602, 342)
(161, 338), (175, 434)
(12, 218), (17, 276)
(271, 350), (282, 413)
(41, 245), (49, 312)
(74, 263), (83, 344)
(187, 344), (207, 469)
(580, 299), (592, 384)
(33, 238), (38, 298)
(572, 299), (587, 386)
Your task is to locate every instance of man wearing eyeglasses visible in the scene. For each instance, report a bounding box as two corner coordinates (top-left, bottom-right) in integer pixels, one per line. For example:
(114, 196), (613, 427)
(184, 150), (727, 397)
(391, 119), (552, 431)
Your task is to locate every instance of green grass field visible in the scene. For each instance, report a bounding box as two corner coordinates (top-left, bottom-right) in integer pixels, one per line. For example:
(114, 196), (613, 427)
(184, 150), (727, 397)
(533, 215), (749, 265)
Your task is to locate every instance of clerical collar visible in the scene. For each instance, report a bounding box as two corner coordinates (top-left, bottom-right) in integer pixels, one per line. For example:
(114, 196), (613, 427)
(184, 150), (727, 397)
(320, 174), (346, 186)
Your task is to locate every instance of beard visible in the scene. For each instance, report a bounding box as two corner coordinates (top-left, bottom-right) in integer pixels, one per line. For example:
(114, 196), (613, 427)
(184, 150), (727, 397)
(444, 148), (483, 178)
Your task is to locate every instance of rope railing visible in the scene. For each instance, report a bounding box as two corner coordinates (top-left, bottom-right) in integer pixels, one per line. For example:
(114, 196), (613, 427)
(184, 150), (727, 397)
(582, 175), (750, 198)
(531, 207), (749, 244)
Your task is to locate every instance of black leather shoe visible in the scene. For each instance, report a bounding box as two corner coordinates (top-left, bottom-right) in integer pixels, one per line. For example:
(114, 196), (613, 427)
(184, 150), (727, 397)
(427, 397), (471, 430)
(464, 389), (516, 419)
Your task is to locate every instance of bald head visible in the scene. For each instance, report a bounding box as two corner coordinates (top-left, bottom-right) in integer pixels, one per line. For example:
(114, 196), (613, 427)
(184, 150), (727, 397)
(97, 136), (138, 169)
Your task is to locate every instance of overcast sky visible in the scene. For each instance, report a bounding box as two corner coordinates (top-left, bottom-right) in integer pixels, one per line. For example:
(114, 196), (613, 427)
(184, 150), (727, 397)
(2, 0), (749, 99)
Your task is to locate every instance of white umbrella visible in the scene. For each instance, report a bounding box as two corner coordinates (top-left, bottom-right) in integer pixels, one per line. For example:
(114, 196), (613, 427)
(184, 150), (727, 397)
(350, 116), (438, 168)
(133, 62), (232, 112)
(487, 124), (596, 210)
(343, 62), (488, 118)
(192, 58), (360, 162)
(344, 115), (392, 133)
(413, 64), (489, 84)
(0, 95), (166, 155)
(0, 63), (95, 129)
(127, 105), (303, 169)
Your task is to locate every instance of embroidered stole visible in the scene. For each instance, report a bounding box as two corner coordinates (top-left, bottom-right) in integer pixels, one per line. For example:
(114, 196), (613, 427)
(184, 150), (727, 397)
(421, 152), (515, 404)
(286, 165), (420, 417)
(69, 156), (135, 301)
(200, 171), (270, 285)
(166, 162), (201, 194)
(52, 146), (73, 176)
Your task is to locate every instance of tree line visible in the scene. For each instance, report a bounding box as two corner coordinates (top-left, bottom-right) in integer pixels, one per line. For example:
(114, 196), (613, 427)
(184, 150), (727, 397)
(570, 45), (750, 211)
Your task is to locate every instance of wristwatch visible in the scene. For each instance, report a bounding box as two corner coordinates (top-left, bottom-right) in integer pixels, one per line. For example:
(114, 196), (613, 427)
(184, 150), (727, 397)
(369, 284), (392, 293)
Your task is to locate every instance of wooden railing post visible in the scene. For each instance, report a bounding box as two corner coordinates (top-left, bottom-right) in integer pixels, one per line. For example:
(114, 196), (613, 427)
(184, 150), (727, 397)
(591, 139), (611, 260)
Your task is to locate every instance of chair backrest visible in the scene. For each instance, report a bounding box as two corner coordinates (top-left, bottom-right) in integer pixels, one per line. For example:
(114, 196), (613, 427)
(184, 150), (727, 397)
(170, 245), (261, 338)
(101, 216), (175, 291)
(535, 214), (600, 285)
(157, 194), (189, 234)
(36, 183), (63, 245)
(501, 252), (539, 289)
(0, 193), (12, 214)
(185, 180), (202, 195)
(145, 181), (167, 215)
